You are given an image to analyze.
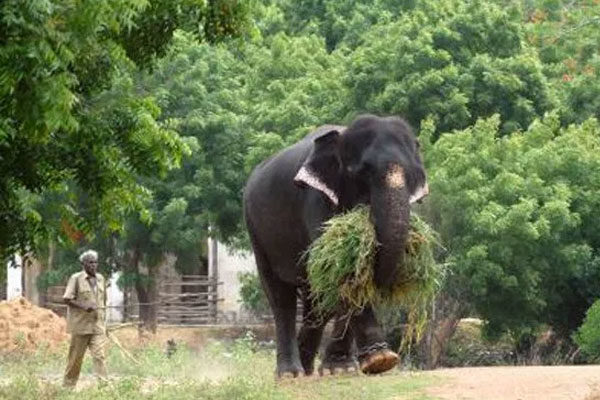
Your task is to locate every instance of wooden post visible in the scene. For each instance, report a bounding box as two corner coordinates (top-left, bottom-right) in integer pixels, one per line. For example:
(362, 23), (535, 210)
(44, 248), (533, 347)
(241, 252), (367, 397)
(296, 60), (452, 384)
(208, 234), (219, 323)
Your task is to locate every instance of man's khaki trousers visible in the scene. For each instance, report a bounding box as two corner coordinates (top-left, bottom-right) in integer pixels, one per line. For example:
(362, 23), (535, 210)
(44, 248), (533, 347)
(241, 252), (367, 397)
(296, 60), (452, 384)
(63, 333), (108, 387)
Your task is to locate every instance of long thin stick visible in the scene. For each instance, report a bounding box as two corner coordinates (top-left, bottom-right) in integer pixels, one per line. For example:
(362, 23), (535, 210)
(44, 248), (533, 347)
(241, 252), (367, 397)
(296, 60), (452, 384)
(105, 322), (138, 332)
(103, 317), (141, 366)
(105, 329), (141, 366)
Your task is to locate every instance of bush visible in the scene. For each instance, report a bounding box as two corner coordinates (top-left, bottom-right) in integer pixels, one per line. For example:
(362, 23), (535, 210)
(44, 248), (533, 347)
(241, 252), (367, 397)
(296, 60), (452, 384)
(444, 320), (514, 367)
(238, 272), (270, 316)
(574, 299), (600, 361)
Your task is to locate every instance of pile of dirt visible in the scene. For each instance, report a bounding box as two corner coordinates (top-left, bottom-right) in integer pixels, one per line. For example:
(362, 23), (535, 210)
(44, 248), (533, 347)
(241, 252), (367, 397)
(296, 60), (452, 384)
(0, 297), (69, 353)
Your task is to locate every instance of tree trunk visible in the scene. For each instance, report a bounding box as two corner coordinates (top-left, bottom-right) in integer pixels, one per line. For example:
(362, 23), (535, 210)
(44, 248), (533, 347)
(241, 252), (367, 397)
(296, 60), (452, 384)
(130, 248), (159, 334)
(135, 272), (158, 334)
(422, 295), (465, 369)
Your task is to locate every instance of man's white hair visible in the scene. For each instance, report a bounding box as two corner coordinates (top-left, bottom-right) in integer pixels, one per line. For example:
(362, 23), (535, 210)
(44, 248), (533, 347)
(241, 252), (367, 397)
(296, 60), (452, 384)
(79, 250), (98, 263)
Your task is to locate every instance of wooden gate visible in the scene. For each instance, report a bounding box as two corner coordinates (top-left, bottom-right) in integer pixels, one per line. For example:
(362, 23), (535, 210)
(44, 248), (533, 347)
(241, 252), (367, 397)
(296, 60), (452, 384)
(158, 275), (223, 324)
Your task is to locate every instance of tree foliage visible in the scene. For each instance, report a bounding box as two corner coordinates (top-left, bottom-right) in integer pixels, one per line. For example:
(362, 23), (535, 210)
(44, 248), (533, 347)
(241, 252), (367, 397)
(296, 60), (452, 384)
(426, 114), (600, 337)
(0, 0), (250, 260)
(524, 0), (600, 124)
(238, 271), (270, 315)
(347, 0), (556, 137)
(274, 0), (416, 51)
(574, 299), (600, 360)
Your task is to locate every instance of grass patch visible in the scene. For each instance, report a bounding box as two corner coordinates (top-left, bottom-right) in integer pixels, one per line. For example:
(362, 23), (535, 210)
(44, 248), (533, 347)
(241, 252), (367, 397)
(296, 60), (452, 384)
(0, 375), (288, 400)
(306, 206), (445, 347)
(281, 373), (438, 400)
(0, 333), (438, 400)
(0, 335), (284, 400)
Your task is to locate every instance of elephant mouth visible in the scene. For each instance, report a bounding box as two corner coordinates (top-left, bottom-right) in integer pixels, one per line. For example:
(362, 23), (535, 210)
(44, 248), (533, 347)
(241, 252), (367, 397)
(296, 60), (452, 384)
(409, 183), (429, 204)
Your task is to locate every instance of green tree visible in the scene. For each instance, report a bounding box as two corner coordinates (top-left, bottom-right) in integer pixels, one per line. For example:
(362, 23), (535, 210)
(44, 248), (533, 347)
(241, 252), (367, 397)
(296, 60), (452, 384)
(141, 32), (250, 243)
(0, 0), (250, 260)
(347, 0), (556, 137)
(425, 113), (600, 342)
(274, 0), (416, 51)
(243, 32), (350, 156)
(524, 0), (600, 124)
(524, 0), (600, 71)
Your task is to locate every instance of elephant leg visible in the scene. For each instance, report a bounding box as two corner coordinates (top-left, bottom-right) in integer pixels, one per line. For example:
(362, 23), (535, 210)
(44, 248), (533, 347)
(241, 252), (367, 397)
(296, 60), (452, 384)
(252, 246), (303, 377)
(319, 314), (359, 375)
(350, 306), (398, 374)
(297, 322), (326, 376)
(297, 288), (331, 375)
(271, 291), (303, 378)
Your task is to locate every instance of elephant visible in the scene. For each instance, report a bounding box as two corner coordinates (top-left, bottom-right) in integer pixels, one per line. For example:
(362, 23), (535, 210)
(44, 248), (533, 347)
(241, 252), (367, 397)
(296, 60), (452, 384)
(243, 114), (429, 377)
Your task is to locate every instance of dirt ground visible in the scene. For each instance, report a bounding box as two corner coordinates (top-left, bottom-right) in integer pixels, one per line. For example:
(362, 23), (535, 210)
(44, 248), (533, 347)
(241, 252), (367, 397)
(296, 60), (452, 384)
(425, 365), (600, 400)
(110, 324), (276, 350)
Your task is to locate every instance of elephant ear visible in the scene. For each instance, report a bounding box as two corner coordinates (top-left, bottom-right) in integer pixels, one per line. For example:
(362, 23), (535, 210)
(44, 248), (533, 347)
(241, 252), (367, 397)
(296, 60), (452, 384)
(294, 129), (342, 206)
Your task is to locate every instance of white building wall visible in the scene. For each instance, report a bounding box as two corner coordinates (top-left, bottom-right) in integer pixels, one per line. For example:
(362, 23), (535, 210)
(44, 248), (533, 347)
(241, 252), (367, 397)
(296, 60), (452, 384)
(106, 271), (124, 323)
(6, 255), (23, 300)
(208, 239), (257, 322)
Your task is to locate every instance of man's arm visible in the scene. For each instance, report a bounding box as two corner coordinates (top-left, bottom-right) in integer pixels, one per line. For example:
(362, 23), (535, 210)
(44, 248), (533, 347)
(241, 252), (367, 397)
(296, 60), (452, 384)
(65, 298), (97, 312)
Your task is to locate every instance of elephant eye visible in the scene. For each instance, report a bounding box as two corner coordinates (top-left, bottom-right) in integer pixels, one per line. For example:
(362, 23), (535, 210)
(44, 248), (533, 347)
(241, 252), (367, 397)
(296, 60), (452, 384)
(347, 162), (372, 176)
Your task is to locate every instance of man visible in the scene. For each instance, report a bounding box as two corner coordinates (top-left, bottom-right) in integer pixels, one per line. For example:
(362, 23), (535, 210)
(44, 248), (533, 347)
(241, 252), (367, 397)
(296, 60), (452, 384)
(62, 249), (108, 387)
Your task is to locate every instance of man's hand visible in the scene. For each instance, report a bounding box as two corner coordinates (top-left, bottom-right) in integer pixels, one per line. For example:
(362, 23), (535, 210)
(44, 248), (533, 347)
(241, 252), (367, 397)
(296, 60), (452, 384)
(65, 299), (97, 312)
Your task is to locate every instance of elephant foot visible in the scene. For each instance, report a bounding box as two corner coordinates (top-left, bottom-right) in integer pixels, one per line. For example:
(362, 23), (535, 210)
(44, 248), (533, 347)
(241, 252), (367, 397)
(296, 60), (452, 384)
(318, 354), (359, 376)
(276, 361), (304, 379)
(299, 351), (317, 376)
(358, 343), (398, 375)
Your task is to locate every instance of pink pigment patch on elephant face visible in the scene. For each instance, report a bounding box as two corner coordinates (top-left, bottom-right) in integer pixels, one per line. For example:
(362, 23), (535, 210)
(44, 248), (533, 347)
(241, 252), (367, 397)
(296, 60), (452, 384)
(385, 165), (406, 189)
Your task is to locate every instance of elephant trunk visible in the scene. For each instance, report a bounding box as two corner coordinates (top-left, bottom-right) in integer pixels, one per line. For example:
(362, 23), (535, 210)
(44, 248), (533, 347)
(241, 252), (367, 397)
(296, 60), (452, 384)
(370, 164), (410, 291)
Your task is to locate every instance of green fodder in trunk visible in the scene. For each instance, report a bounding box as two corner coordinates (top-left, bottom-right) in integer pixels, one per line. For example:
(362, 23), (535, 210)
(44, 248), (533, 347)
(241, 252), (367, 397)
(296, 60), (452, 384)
(306, 205), (445, 348)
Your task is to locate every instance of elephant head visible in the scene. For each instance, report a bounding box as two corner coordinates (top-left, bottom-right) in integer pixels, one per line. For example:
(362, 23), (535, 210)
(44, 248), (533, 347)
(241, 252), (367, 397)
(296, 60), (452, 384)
(294, 115), (429, 289)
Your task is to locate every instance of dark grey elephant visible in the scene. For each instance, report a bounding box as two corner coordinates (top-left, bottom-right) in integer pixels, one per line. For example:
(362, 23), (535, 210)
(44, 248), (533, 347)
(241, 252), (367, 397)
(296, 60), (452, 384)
(243, 115), (429, 377)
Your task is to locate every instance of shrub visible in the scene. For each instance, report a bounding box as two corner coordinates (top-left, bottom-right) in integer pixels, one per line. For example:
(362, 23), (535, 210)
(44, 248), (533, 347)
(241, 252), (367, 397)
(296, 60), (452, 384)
(444, 320), (514, 367)
(574, 299), (600, 361)
(238, 272), (270, 316)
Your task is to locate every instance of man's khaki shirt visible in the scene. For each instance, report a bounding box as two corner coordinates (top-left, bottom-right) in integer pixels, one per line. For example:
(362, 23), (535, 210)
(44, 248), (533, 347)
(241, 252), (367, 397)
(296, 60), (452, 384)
(63, 271), (106, 335)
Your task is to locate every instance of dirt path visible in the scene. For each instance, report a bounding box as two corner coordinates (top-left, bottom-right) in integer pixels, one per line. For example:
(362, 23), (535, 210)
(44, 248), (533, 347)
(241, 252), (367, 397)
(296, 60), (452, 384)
(425, 365), (600, 400)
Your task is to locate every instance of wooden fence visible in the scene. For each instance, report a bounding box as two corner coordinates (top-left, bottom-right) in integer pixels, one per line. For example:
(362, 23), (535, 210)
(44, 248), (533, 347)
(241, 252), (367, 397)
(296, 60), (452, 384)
(157, 275), (223, 324)
(43, 275), (223, 325)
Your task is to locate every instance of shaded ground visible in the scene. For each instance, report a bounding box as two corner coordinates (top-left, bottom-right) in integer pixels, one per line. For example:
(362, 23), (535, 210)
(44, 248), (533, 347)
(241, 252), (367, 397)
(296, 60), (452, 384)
(111, 323), (276, 350)
(426, 365), (600, 400)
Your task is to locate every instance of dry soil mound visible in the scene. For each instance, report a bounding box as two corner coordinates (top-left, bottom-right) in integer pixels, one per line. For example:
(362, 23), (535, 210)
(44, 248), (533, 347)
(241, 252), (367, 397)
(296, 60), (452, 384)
(0, 297), (69, 353)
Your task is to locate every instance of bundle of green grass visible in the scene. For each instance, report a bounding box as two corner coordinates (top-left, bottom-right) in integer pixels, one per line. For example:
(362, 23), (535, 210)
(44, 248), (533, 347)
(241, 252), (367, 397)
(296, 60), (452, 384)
(306, 205), (445, 346)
